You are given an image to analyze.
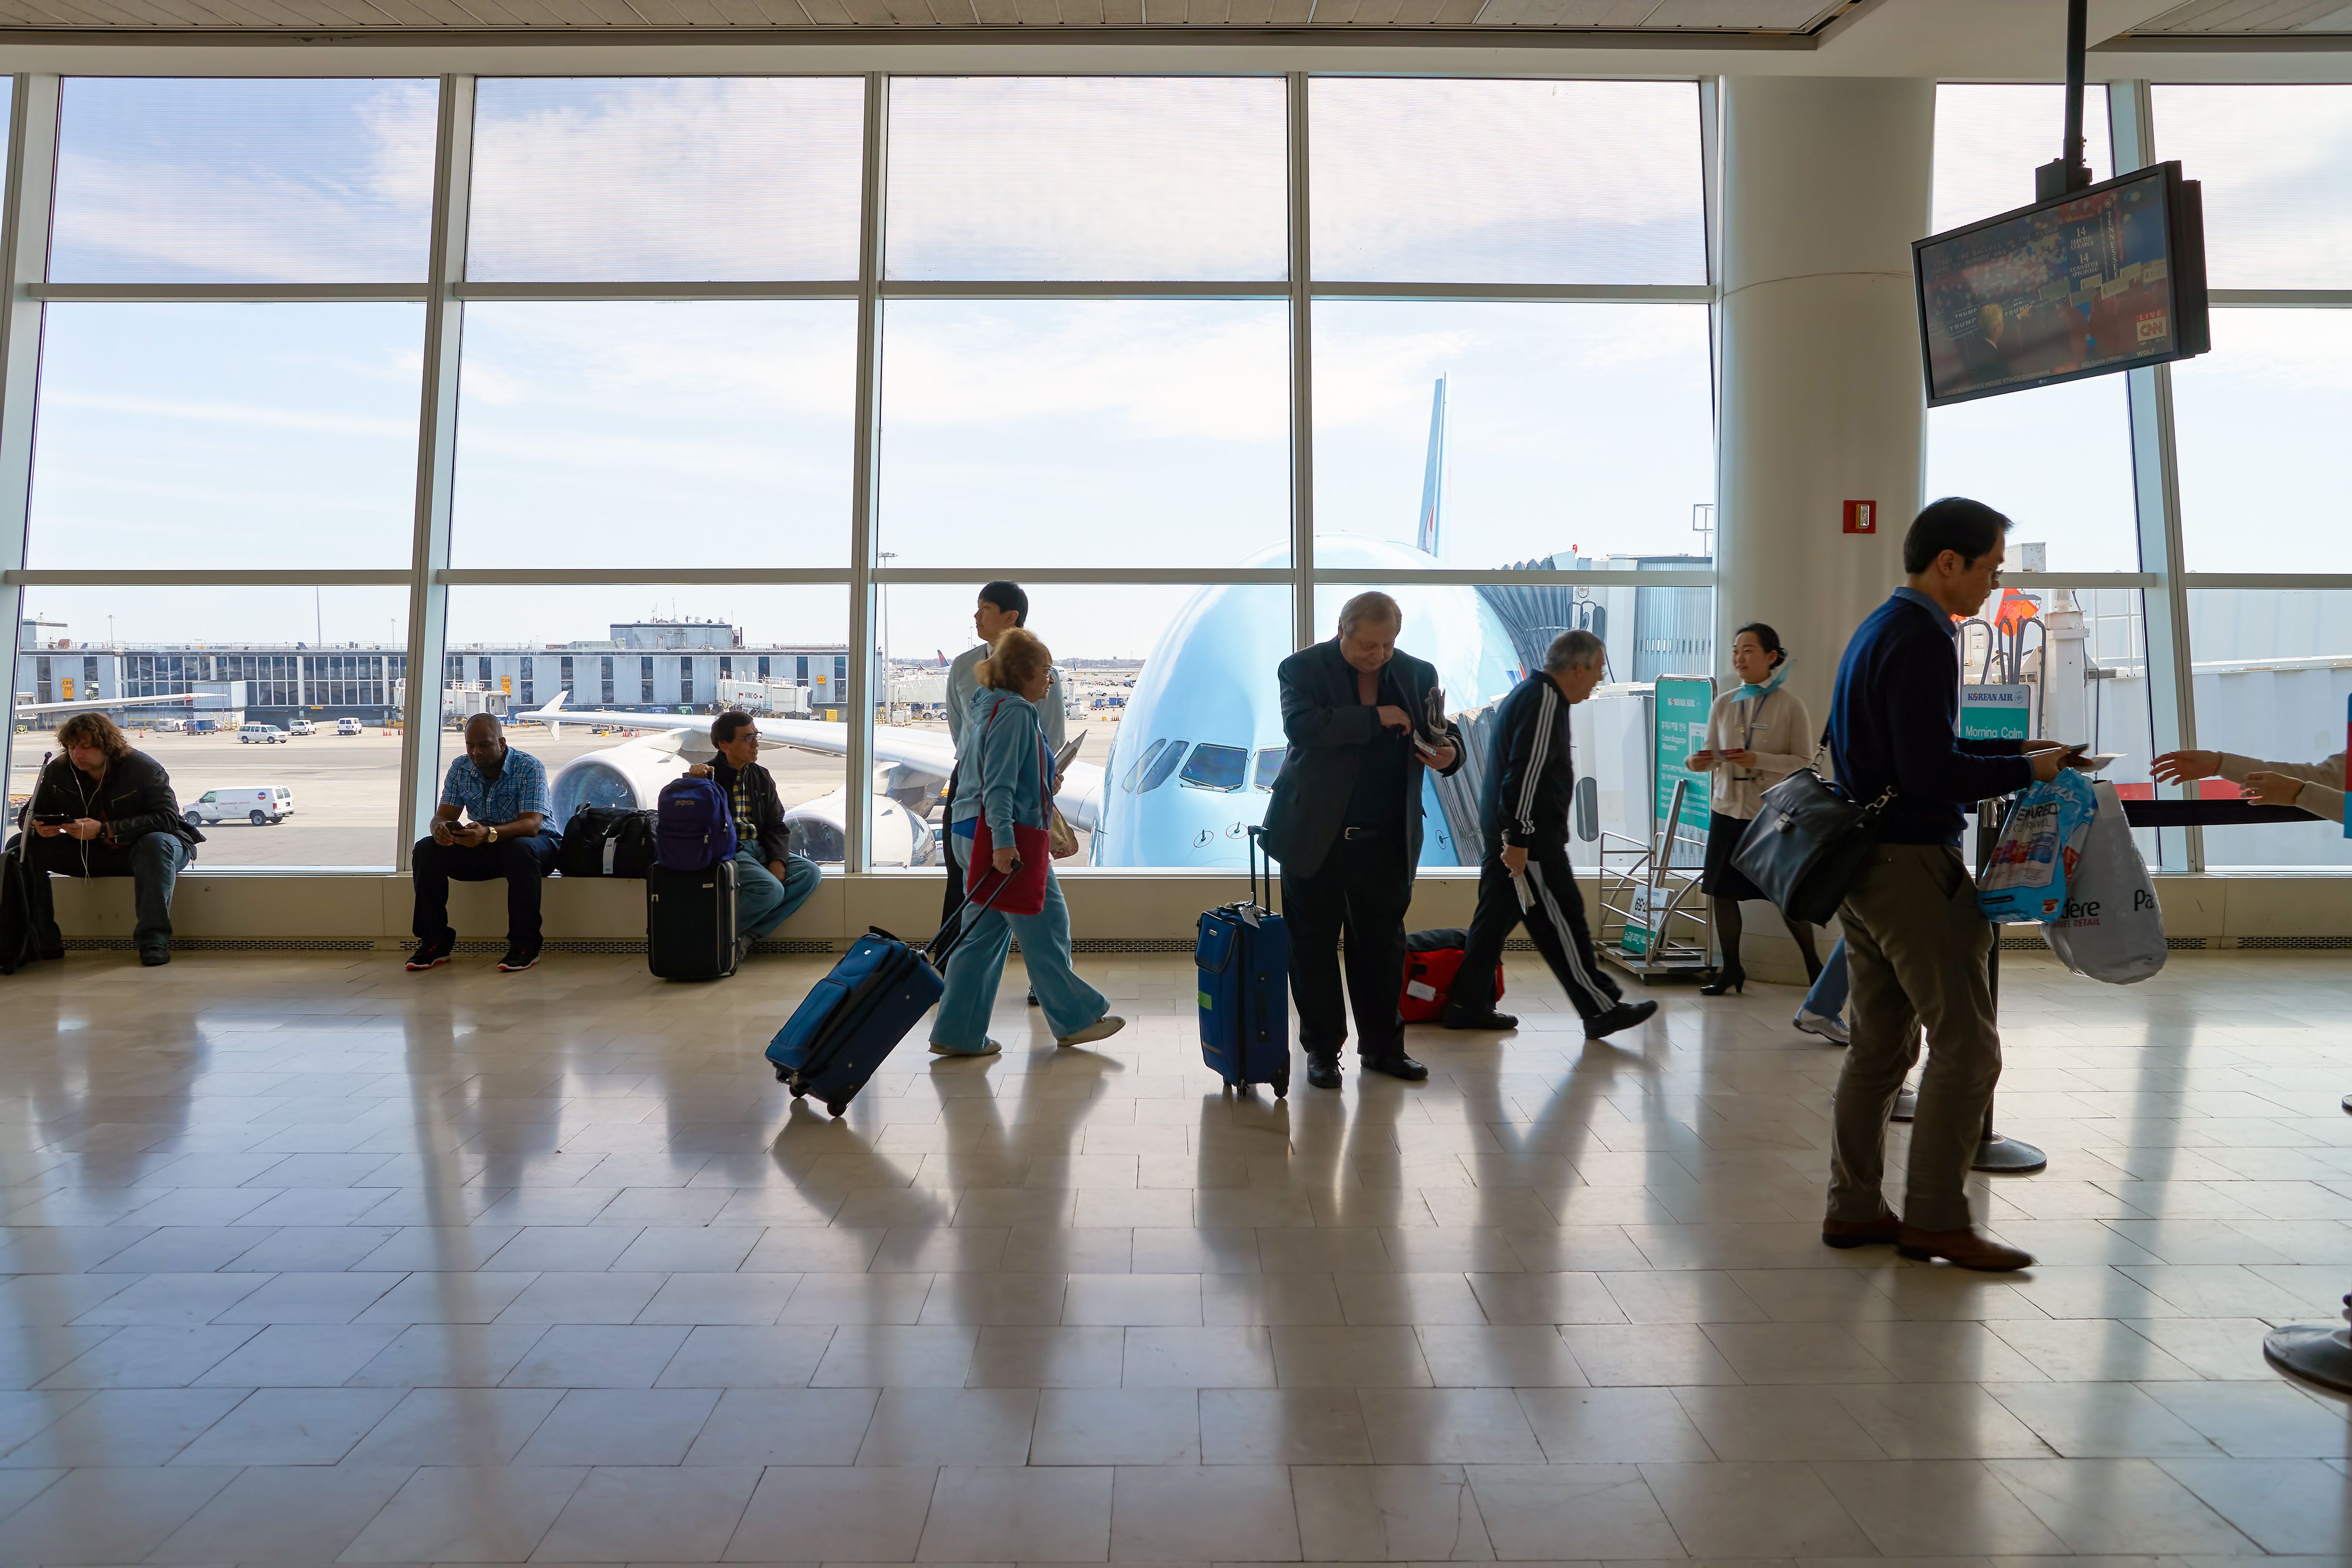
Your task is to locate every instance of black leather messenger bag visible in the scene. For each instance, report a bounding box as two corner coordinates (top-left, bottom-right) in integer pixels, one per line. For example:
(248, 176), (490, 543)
(1730, 739), (1896, 926)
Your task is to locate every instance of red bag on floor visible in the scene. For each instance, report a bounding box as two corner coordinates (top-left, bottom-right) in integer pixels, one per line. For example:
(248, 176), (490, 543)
(1398, 927), (1504, 1023)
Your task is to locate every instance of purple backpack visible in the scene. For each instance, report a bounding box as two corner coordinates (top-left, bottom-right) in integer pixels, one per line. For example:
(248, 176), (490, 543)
(656, 774), (737, 872)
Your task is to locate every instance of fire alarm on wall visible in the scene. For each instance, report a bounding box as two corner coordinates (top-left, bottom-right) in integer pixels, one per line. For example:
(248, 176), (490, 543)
(1843, 500), (1877, 535)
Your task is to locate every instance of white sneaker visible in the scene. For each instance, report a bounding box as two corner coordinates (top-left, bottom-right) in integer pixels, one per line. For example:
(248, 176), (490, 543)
(929, 1038), (1004, 1057)
(1794, 1010), (1851, 1046)
(1057, 1015), (1126, 1048)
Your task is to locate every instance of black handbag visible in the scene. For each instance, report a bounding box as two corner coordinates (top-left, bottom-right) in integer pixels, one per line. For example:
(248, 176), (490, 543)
(1730, 764), (1896, 926)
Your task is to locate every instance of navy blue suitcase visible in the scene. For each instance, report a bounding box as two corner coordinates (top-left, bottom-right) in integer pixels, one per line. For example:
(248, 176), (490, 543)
(1195, 825), (1291, 1097)
(766, 878), (1007, 1117)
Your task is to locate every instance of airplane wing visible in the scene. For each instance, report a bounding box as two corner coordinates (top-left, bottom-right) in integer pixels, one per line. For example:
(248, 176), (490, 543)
(519, 694), (959, 776)
(522, 693), (1105, 828)
(10, 692), (199, 716)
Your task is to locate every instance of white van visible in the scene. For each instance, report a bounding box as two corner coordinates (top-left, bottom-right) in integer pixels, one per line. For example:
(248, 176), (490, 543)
(239, 724), (286, 745)
(184, 786), (293, 826)
(335, 718), (364, 736)
(286, 720), (317, 737)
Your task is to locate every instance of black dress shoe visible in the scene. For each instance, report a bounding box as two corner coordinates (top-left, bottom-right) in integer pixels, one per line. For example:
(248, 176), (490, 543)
(1306, 1054), (1343, 1090)
(138, 946), (170, 967)
(1584, 999), (1658, 1040)
(1361, 1052), (1429, 1082)
(1441, 1010), (1518, 1030)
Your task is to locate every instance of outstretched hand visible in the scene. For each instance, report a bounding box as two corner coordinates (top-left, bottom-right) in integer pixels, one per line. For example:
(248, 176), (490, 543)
(2151, 749), (2222, 786)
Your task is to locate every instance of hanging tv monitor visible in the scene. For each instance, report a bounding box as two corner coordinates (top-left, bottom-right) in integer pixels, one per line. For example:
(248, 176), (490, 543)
(1915, 160), (2209, 408)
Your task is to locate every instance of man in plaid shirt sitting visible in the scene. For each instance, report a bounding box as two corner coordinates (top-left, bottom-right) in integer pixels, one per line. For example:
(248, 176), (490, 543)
(685, 709), (820, 962)
(407, 713), (562, 974)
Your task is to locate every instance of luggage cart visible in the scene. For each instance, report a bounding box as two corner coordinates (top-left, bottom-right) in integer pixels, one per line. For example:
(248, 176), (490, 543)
(1597, 776), (1712, 979)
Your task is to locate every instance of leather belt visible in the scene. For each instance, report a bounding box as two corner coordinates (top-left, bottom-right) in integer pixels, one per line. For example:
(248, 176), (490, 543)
(1341, 826), (1385, 840)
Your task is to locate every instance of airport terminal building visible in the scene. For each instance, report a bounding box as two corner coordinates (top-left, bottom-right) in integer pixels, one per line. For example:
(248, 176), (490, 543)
(16, 615), (852, 729)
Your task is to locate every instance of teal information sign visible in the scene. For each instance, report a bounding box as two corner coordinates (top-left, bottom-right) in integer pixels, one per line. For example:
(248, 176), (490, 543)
(1959, 683), (2031, 743)
(1653, 675), (1715, 855)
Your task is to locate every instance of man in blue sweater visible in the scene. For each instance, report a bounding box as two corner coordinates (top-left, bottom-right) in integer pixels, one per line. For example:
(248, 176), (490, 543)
(1821, 497), (2070, 1272)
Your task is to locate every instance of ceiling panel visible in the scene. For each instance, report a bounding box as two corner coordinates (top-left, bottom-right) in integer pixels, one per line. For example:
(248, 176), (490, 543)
(2135, 0), (2352, 30)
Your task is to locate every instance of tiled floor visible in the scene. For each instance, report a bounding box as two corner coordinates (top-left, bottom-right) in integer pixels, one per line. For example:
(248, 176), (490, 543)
(4, 939), (2351, 1565)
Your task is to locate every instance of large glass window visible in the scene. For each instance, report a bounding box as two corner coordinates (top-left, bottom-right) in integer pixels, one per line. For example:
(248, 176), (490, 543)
(875, 583), (1289, 870)
(9, 588), (410, 869)
(468, 77), (865, 283)
(1928, 85), (2136, 575)
(50, 77), (437, 284)
(449, 301), (857, 568)
(6, 72), (1724, 879)
(2182, 589), (2352, 871)
(1309, 78), (1706, 284)
(2153, 85), (2352, 869)
(438, 587), (851, 858)
(875, 299), (1290, 568)
(2172, 309), (2352, 575)
(2152, 84), (2352, 291)
(26, 303), (424, 571)
(885, 77), (1286, 282)
(1312, 302), (1715, 568)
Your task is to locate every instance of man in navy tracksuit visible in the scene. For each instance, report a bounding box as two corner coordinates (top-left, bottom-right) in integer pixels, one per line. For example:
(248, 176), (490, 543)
(1822, 497), (2071, 1273)
(1443, 629), (1657, 1042)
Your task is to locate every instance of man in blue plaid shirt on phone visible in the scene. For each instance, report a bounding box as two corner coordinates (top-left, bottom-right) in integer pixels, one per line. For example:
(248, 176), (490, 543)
(407, 713), (561, 975)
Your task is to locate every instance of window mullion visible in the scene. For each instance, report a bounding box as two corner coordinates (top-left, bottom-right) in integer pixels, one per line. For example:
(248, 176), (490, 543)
(847, 71), (888, 876)
(1286, 69), (1315, 655)
(0, 76), (59, 814)
(2112, 77), (2200, 872)
(396, 74), (476, 874)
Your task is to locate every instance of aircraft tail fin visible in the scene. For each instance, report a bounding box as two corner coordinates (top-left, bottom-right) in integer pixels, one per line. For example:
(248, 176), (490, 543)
(1416, 375), (1447, 558)
(528, 690), (570, 739)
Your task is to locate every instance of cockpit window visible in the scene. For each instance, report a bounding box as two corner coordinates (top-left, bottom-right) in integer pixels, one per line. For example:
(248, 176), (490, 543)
(1137, 741), (1188, 794)
(1179, 744), (1247, 792)
(1253, 748), (1286, 790)
(1121, 738), (1168, 792)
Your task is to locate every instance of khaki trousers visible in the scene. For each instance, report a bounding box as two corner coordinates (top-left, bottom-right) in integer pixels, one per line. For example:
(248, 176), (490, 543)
(1828, 841), (2001, 1233)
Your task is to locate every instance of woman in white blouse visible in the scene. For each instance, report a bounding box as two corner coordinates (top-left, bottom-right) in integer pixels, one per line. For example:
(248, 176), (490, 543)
(1684, 623), (1828, 995)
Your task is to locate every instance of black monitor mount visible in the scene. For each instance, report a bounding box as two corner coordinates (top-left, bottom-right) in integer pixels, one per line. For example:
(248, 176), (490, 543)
(2036, 0), (2096, 202)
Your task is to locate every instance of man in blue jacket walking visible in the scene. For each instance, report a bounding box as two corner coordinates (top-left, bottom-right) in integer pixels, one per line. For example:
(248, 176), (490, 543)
(1821, 497), (2069, 1272)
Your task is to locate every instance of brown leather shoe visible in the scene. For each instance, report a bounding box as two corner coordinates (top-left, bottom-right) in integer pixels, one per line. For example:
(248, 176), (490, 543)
(1897, 1224), (2034, 1271)
(1821, 1214), (1903, 1249)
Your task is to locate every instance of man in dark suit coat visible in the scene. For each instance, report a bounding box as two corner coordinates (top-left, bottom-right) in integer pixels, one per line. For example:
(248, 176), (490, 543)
(1261, 591), (1463, 1091)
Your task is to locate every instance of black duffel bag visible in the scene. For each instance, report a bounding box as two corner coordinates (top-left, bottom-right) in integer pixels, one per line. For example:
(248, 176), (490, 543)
(1730, 768), (1896, 925)
(558, 806), (660, 879)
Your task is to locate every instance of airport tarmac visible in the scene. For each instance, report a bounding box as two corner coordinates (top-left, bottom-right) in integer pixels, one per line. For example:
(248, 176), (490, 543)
(6, 714), (1126, 869)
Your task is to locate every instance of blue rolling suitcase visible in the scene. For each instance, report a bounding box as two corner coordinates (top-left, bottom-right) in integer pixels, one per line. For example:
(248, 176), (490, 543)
(1195, 825), (1291, 1097)
(765, 879), (1006, 1118)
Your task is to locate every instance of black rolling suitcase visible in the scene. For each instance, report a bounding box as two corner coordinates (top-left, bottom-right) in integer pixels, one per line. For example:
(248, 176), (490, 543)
(648, 858), (740, 981)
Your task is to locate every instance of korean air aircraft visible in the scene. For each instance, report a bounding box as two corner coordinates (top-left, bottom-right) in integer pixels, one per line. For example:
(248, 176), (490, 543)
(526, 379), (1524, 870)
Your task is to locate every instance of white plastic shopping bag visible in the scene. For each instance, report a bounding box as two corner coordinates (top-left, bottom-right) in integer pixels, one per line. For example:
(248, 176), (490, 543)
(2045, 779), (2166, 984)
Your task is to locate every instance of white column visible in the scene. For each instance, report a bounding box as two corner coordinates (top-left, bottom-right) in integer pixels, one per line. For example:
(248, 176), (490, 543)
(1713, 76), (1936, 729)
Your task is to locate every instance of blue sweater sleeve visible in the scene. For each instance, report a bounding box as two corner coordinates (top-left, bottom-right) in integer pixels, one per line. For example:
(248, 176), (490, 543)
(1884, 636), (2035, 802)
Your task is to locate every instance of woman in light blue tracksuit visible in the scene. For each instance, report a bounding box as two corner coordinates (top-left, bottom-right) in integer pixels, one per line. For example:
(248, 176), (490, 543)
(930, 627), (1126, 1058)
